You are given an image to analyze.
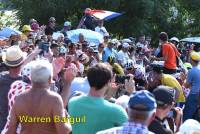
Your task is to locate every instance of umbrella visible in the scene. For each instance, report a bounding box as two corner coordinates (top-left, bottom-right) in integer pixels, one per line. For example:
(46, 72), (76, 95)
(0, 27), (21, 38)
(180, 37), (200, 44)
(66, 29), (104, 45)
(86, 10), (122, 20)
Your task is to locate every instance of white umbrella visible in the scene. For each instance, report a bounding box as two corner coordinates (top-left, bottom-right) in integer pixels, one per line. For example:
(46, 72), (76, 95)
(67, 29), (104, 45)
(180, 37), (200, 43)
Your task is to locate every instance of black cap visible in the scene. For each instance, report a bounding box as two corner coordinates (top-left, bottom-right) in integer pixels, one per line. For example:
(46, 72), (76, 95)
(50, 43), (59, 49)
(151, 63), (163, 74)
(153, 86), (175, 106)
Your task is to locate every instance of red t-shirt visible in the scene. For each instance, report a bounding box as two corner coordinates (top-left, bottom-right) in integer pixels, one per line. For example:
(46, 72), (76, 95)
(162, 42), (177, 69)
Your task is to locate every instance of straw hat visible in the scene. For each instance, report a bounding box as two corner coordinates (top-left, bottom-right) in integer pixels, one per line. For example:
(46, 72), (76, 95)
(2, 46), (26, 67)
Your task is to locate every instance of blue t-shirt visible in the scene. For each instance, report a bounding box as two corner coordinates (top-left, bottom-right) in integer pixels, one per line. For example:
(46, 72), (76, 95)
(102, 47), (117, 62)
(187, 66), (200, 94)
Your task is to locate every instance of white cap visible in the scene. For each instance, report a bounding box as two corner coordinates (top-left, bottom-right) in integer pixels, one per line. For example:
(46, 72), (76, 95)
(21, 60), (36, 79)
(170, 37), (179, 42)
(115, 95), (130, 109)
(104, 32), (109, 37)
(178, 119), (200, 134)
(152, 61), (164, 66)
(108, 39), (116, 45)
(59, 46), (67, 54)
(89, 42), (96, 47)
(122, 39), (132, 44)
(122, 42), (129, 48)
(111, 39), (118, 44)
(112, 39), (121, 47)
(64, 21), (71, 27)
(76, 50), (84, 58)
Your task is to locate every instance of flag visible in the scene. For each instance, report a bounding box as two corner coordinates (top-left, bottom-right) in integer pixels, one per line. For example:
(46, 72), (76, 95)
(86, 10), (122, 20)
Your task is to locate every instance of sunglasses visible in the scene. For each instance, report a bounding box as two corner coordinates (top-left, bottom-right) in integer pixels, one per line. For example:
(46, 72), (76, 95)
(126, 68), (133, 71)
(99, 46), (104, 49)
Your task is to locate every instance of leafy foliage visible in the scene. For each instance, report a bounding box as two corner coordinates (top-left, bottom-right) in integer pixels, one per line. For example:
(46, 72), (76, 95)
(0, 10), (20, 29)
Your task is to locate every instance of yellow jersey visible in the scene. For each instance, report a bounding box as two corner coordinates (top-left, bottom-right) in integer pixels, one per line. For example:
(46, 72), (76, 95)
(161, 74), (185, 102)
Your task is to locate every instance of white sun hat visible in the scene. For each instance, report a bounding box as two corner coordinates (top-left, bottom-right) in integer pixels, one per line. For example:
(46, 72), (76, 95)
(2, 46), (26, 67)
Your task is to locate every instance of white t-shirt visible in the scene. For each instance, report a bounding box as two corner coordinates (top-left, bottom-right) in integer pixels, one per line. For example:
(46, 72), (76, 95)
(79, 63), (84, 74)
(117, 50), (129, 66)
(95, 26), (108, 36)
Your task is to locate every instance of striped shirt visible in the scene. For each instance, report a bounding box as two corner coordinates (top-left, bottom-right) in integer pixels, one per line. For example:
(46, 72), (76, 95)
(97, 122), (154, 134)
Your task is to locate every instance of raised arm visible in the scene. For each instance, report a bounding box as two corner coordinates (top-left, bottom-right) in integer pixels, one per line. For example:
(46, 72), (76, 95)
(60, 67), (76, 107)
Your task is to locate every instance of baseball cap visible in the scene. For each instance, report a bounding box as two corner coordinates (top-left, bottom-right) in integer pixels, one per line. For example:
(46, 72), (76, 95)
(115, 95), (130, 109)
(122, 43), (129, 48)
(59, 46), (67, 54)
(183, 62), (192, 70)
(170, 37), (179, 43)
(128, 90), (157, 111)
(153, 86), (175, 106)
(190, 51), (200, 61)
(177, 119), (200, 134)
(111, 39), (118, 43)
(64, 21), (71, 27)
(76, 50), (84, 57)
(49, 17), (56, 22)
(22, 25), (33, 32)
(151, 61), (164, 67)
(112, 39), (121, 47)
(50, 42), (59, 49)
(108, 39), (116, 45)
(151, 61), (164, 73)
(88, 45), (98, 53)
(104, 32), (109, 37)
(29, 18), (37, 24)
(122, 38), (133, 44)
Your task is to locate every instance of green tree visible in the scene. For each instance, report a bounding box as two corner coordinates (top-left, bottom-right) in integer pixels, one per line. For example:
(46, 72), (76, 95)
(178, 0), (200, 36)
(9, 0), (189, 41)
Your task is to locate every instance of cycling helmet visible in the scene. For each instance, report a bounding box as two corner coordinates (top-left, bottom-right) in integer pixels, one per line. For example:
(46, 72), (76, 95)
(21, 61), (35, 79)
(125, 59), (134, 70)
(170, 37), (179, 43)
(107, 55), (116, 64)
(59, 46), (67, 54)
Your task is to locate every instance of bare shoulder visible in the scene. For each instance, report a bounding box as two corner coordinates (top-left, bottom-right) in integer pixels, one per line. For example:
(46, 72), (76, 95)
(14, 90), (30, 103)
(46, 90), (63, 103)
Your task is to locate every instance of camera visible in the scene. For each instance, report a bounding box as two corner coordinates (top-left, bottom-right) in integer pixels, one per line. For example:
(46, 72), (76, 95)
(167, 108), (177, 118)
(39, 42), (49, 55)
(115, 75), (130, 84)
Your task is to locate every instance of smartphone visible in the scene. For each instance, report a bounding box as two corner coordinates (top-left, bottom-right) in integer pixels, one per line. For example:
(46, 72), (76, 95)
(167, 108), (177, 118)
(115, 75), (130, 84)
(39, 42), (49, 55)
